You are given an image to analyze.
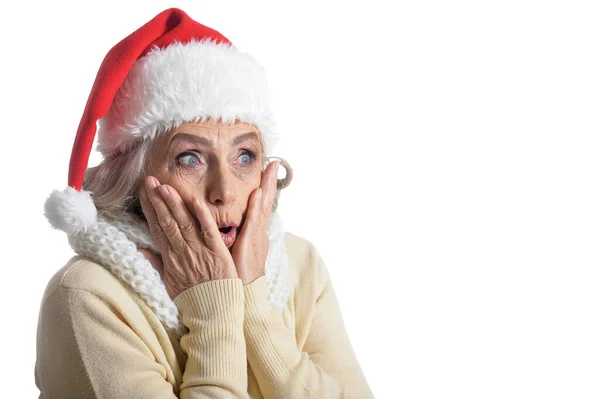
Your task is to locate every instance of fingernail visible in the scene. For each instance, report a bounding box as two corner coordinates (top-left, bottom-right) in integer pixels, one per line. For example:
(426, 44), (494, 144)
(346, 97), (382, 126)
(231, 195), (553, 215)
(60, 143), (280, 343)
(145, 176), (158, 189)
(159, 185), (169, 198)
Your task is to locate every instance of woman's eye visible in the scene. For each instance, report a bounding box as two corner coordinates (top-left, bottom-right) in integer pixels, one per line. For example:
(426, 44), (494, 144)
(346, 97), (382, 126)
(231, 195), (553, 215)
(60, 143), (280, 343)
(238, 151), (255, 165)
(239, 154), (251, 164)
(176, 152), (202, 166)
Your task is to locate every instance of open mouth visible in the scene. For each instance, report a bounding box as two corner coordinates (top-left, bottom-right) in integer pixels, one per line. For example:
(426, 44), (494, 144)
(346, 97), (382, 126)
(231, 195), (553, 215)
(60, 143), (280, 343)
(217, 225), (238, 247)
(218, 226), (233, 234)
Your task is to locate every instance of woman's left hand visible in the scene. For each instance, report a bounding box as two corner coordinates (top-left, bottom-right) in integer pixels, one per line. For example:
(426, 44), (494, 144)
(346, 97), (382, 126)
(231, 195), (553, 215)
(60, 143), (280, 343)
(232, 160), (280, 284)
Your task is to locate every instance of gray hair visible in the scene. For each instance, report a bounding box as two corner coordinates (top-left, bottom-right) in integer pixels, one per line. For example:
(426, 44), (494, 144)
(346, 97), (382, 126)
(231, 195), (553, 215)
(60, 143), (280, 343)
(83, 136), (293, 223)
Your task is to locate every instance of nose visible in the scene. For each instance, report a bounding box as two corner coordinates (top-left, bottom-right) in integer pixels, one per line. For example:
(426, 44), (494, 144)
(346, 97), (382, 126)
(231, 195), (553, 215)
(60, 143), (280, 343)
(207, 163), (235, 207)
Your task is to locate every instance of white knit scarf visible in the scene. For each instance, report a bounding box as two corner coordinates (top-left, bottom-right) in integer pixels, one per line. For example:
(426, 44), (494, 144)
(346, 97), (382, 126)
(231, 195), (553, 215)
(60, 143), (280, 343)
(65, 212), (291, 338)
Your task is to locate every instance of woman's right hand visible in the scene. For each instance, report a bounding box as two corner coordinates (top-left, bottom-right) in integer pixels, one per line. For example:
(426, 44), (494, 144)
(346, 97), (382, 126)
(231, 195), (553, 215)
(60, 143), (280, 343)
(139, 175), (238, 300)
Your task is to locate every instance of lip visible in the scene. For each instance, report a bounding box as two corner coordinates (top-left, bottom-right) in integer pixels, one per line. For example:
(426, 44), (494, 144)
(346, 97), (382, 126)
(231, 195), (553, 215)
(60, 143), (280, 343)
(216, 221), (240, 247)
(217, 221), (239, 229)
(219, 227), (237, 247)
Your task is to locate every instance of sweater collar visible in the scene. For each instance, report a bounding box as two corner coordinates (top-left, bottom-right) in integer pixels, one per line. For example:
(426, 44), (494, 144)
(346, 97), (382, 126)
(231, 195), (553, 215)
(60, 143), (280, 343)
(66, 212), (291, 338)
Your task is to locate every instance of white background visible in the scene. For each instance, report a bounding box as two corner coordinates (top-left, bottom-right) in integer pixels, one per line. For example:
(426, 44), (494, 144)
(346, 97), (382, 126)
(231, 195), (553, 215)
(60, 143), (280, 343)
(1, 0), (599, 398)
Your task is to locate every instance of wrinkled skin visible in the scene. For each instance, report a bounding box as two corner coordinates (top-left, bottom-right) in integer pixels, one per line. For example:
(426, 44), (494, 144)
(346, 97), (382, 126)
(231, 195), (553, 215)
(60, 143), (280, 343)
(137, 120), (279, 299)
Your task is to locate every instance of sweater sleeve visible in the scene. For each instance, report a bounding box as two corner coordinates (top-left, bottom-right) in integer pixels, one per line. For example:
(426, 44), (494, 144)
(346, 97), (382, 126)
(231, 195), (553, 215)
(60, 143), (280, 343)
(243, 255), (374, 399)
(35, 279), (248, 398)
(174, 278), (248, 398)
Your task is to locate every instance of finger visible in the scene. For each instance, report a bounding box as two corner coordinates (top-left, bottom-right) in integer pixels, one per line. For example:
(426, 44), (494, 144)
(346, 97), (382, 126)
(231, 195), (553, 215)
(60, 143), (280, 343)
(157, 184), (201, 244)
(260, 159), (278, 191)
(139, 185), (170, 249)
(192, 196), (227, 252)
(242, 188), (263, 236)
(145, 176), (185, 250)
(233, 188), (262, 255)
(261, 160), (279, 216)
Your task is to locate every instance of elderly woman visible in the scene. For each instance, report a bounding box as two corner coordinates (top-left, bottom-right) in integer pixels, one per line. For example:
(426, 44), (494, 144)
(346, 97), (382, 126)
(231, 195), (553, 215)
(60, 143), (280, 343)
(35, 8), (373, 399)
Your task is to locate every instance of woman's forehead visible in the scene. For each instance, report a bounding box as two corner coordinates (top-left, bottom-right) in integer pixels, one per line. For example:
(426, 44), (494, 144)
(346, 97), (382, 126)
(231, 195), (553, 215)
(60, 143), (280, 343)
(161, 120), (261, 149)
(173, 120), (258, 136)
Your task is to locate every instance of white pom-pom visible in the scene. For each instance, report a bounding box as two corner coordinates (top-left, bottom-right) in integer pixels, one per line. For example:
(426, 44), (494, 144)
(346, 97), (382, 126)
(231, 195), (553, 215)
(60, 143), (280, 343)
(44, 187), (98, 234)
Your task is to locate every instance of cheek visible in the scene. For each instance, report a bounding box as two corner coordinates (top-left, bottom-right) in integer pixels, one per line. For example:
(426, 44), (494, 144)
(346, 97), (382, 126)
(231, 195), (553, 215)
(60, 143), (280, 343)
(235, 169), (260, 193)
(233, 167), (262, 208)
(152, 172), (203, 208)
(149, 161), (262, 208)
(145, 153), (206, 208)
(172, 181), (203, 208)
(248, 166), (263, 188)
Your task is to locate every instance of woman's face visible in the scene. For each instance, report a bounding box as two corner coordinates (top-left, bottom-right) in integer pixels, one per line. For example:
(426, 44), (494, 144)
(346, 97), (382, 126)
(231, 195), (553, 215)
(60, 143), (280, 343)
(143, 120), (263, 245)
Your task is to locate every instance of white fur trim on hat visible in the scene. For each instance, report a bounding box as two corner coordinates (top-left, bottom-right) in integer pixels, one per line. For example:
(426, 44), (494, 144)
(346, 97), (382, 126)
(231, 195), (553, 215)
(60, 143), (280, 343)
(97, 38), (278, 156)
(44, 187), (98, 234)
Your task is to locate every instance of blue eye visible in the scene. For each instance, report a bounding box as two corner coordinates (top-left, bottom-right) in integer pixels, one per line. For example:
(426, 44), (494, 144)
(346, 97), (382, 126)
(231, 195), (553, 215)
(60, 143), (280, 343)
(176, 152), (201, 166)
(238, 151), (255, 165)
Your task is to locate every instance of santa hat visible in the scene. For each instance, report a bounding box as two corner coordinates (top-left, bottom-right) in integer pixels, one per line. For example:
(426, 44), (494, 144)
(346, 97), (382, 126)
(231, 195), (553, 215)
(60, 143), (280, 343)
(45, 8), (277, 234)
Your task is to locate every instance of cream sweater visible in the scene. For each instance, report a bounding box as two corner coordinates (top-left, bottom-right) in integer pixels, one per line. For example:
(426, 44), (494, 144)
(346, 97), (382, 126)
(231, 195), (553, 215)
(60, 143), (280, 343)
(35, 232), (374, 398)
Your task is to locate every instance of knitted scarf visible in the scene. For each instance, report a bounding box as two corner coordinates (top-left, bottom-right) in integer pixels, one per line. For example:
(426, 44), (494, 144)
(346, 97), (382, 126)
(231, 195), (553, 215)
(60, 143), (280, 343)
(64, 212), (291, 338)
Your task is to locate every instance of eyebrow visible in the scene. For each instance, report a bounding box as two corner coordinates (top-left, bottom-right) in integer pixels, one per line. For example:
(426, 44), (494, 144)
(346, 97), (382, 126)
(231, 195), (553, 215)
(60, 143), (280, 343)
(169, 132), (260, 148)
(232, 132), (260, 146)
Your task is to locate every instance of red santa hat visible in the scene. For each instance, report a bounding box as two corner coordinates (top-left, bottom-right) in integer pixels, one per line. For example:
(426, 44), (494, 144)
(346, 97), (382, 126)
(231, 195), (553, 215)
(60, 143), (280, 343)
(45, 8), (277, 234)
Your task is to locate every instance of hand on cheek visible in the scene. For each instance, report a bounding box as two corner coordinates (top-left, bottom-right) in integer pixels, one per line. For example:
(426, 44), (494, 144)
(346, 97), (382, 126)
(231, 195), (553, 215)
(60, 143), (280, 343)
(137, 175), (238, 299)
(232, 160), (280, 284)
